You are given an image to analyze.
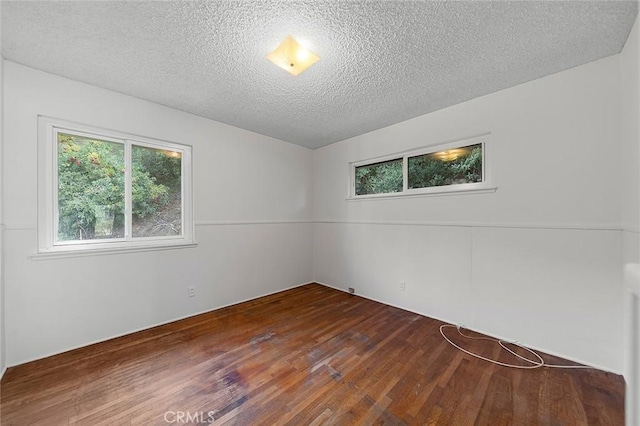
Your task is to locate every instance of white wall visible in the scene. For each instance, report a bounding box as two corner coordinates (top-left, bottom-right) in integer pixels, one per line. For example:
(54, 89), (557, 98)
(3, 62), (313, 366)
(621, 16), (640, 426)
(0, 5), (5, 379)
(313, 55), (624, 372)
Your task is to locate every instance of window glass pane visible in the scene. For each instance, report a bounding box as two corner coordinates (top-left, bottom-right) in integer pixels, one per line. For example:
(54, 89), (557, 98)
(408, 143), (483, 189)
(355, 158), (403, 195)
(57, 133), (125, 241)
(132, 145), (182, 237)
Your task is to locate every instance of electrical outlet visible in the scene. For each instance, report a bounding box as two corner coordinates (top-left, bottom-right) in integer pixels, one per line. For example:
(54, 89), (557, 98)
(399, 281), (406, 291)
(187, 286), (195, 298)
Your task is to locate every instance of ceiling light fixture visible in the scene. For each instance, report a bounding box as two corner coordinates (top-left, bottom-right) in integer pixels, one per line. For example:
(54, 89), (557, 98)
(266, 35), (319, 76)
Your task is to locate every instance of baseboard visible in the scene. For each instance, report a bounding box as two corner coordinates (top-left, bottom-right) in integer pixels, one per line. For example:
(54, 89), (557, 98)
(7, 281), (315, 368)
(313, 281), (621, 375)
(0, 365), (6, 382)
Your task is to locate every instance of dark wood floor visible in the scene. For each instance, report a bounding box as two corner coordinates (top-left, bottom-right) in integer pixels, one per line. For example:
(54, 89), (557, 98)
(0, 283), (625, 425)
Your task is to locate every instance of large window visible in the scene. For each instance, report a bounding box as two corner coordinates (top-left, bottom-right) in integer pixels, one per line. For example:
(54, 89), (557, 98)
(38, 118), (194, 256)
(351, 134), (492, 198)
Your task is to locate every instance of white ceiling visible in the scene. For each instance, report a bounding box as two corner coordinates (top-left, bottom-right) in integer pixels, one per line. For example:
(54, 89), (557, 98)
(2, 1), (637, 149)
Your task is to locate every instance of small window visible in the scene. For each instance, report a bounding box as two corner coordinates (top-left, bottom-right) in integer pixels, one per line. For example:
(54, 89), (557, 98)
(350, 134), (493, 199)
(408, 143), (483, 190)
(355, 158), (403, 196)
(38, 118), (194, 256)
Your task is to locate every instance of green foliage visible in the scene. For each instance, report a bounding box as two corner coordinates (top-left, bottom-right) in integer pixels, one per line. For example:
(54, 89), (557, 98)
(132, 146), (181, 189)
(408, 144), (482, 189)
(355, 158), (403, 195)
(355, 144), (483, 196)
(57, 134), (181, 240)
(58, 135), (125, 240)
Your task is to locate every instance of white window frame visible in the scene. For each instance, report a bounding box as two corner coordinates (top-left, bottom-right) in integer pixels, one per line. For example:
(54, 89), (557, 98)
(37, 116), (195, 257)
(349, 134), (494, 199)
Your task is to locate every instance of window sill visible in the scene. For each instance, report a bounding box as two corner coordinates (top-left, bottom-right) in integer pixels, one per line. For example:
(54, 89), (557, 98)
(31, 241), (198, 261)
(347, 186), (497, 201)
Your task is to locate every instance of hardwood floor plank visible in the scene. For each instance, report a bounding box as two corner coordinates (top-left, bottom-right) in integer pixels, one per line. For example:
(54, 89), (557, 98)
(0, 284), (625, 425)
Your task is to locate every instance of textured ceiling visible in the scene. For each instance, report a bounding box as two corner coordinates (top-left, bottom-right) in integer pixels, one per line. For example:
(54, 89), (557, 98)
(2, 1), (638, 149)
